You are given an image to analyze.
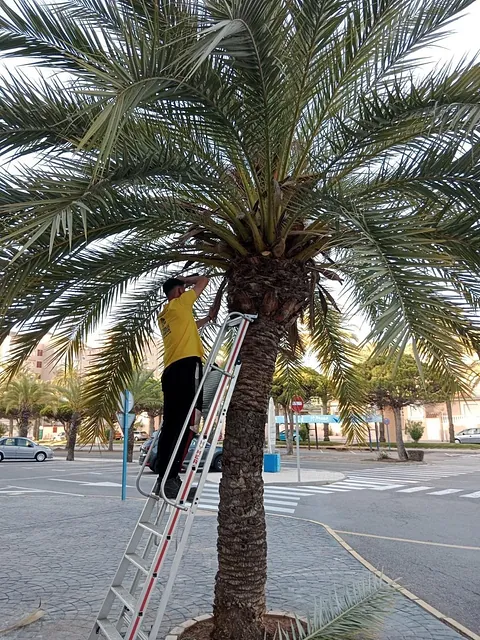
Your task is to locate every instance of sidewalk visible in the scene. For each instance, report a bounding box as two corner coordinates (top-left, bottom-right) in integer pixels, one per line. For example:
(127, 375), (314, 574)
(0, 495), (467, 640)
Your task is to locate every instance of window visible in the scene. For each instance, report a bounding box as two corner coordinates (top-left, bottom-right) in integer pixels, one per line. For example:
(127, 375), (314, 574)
(16, 438), (29, 447)
(36, 361), (42, 368)
(53, 426), (57, 433)
(37, 349), (43, 356)
(2, 438), (16, 446)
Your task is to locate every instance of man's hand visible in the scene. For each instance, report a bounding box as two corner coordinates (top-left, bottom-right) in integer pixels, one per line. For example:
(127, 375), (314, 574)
(178, 274), (209, 297)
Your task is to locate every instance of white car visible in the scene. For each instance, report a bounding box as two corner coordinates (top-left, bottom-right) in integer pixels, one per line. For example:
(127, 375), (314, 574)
(0, 437), (54, 462)
(454, 428), (480, 444)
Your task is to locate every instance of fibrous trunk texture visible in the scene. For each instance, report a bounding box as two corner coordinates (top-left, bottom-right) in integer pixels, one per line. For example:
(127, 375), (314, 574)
(212, 257), (310, 640)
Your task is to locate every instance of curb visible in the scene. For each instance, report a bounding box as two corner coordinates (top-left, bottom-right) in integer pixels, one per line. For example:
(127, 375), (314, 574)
(270, 514), (480, 640)
(166, 611), (305, 639)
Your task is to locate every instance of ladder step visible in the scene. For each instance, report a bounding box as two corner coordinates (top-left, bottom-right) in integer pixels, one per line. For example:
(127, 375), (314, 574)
(96, 619), (123, 640)
(125, 552), (150, 574)
(111, 585), (137, 612)
(139, 521), (164, 538)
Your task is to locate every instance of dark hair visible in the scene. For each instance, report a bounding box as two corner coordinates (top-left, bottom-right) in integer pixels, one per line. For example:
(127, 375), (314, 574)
(163, 277), (184, 297)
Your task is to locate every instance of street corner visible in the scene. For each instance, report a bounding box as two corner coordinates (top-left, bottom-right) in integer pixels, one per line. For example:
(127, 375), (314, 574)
(206, 469), (345, 485)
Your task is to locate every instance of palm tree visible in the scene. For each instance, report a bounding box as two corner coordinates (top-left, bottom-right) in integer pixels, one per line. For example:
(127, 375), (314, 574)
(1, 1), (480, 637)
(125, 368), (163, 462)
(53, 371), (87, 461)
(2, 373), (56, 438)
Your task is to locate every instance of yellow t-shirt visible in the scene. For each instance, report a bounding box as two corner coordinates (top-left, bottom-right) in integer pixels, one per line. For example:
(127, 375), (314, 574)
(158, 289), (204, 369)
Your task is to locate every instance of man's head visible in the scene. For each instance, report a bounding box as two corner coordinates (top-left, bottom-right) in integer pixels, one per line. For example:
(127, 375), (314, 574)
(163, 277), (186, 300)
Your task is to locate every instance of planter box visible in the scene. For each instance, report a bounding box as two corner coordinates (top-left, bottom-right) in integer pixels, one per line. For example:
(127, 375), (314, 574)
(407, 449), (424, 461)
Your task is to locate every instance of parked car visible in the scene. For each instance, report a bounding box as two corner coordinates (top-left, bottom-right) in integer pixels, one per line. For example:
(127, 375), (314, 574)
(278, 431), (303, 442)
(0, 437), (53, 462)
(454, 428), (480, 444)
(138, 435), (223, 472)
(133, 430), (149, 442)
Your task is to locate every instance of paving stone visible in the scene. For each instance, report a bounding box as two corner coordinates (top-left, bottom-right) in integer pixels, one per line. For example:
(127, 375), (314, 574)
(0, 495), (464, 640)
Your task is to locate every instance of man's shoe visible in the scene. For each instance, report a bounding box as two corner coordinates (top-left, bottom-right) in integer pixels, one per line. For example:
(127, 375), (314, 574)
(154, 476), (181, 500)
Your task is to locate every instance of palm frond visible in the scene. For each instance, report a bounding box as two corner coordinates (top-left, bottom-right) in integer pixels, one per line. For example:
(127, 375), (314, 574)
(274, 576), (395, 640)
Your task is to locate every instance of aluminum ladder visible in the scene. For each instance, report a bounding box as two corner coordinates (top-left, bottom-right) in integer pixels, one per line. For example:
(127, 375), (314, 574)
(89, 312), (256, 640)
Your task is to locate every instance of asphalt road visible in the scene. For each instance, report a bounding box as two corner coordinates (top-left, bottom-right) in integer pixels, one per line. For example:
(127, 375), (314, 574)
(1, 448), (479, 634)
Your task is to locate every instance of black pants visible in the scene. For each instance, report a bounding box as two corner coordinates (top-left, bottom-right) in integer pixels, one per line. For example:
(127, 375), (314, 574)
(155, 356), (203, 479)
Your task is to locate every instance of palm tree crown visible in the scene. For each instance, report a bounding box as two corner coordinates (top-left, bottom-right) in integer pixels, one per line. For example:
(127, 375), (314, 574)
(0, 0), (479, 424)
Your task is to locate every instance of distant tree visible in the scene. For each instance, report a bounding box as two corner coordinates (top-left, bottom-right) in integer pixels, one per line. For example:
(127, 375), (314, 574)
(124, 369), (164, 462)
(45, 371), (87, 461)
(134, 376), (164, 435)
(2, 373), (56, 437)
(271, 354), (304, 454)
(300, 368), (335, 441)
(359, 355), (430, 461)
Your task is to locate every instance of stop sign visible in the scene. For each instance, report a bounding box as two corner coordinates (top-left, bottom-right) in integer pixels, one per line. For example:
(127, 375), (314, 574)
(291, 396), (304, 413)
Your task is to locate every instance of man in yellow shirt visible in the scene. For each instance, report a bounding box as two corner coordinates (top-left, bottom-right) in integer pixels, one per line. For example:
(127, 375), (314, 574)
(155, 274), (214, 499)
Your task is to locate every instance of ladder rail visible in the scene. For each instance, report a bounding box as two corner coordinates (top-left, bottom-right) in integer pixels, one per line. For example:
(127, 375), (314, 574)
(158, 313), (252, 507)
(123, 320), (251, 640)
(90, 313), (256, 640)
(135, 430), (160, 499)
(147, 360), (241, 639)
(174, 316), (249, 507)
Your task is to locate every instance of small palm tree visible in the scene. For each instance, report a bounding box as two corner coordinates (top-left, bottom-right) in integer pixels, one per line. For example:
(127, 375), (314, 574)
(2, 373), (56, 438)
(124, 368), (163, 461)
(1, 1), (480, 637)
(53, 370), (87, 461)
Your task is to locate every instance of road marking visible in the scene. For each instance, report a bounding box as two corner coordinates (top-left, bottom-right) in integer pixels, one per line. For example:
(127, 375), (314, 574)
(397, 486), (433, 493)
(333, 529), (480, 551)
(370, 484), (406, 491)
(428, 489), (462, 495)
(2, 485), (85, 497)
(264, 498), (298, 507)
(461, 491), (480, 498)
(48, 479), (134, 488)
(348, 476), (418, 484)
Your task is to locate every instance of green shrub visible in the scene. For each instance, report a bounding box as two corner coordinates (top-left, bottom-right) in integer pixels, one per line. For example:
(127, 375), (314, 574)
(407, 421), (424, 443)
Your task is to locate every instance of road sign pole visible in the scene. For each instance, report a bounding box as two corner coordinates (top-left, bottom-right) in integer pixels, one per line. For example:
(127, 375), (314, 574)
(291, 396), (303, 483)
(296, 412), (301, 482)
(118, 390), (134, 502)
(122, 393), (129, 501)
(384, 417), (391, 451)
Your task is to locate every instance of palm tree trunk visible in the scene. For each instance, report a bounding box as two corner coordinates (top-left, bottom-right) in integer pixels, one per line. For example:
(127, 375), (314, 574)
(393, 406), (408, 461)
(8, 417), (13, 437)
(148, 414), (155, 436)
(446, 398), (455, 443)
(127, 423), (135, 463)
(212, 257), (310, 640)
(33, 416), (40, 440)
(108, 425), (114, 451)
(213, 317), (282, 640)
(66, 415), (81, 461)
(286, 409), (294, 455)
(322, 398), (330, 441)
(19, 410), (30, 438)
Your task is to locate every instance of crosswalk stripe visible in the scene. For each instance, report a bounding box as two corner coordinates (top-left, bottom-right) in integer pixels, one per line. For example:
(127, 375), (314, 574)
(264, 505), (296, 514)
(370, 484), (406, 491)
(348, 476), (418, 484)
(460, 491), (480, 498)
(397, 486), (433, 493)
(266, 486), (327, 495)
(327, 483), (367, 490)
(264, 489), (322, 498)
(264, 498), (298, 506)
(427, 489), (462, 495)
